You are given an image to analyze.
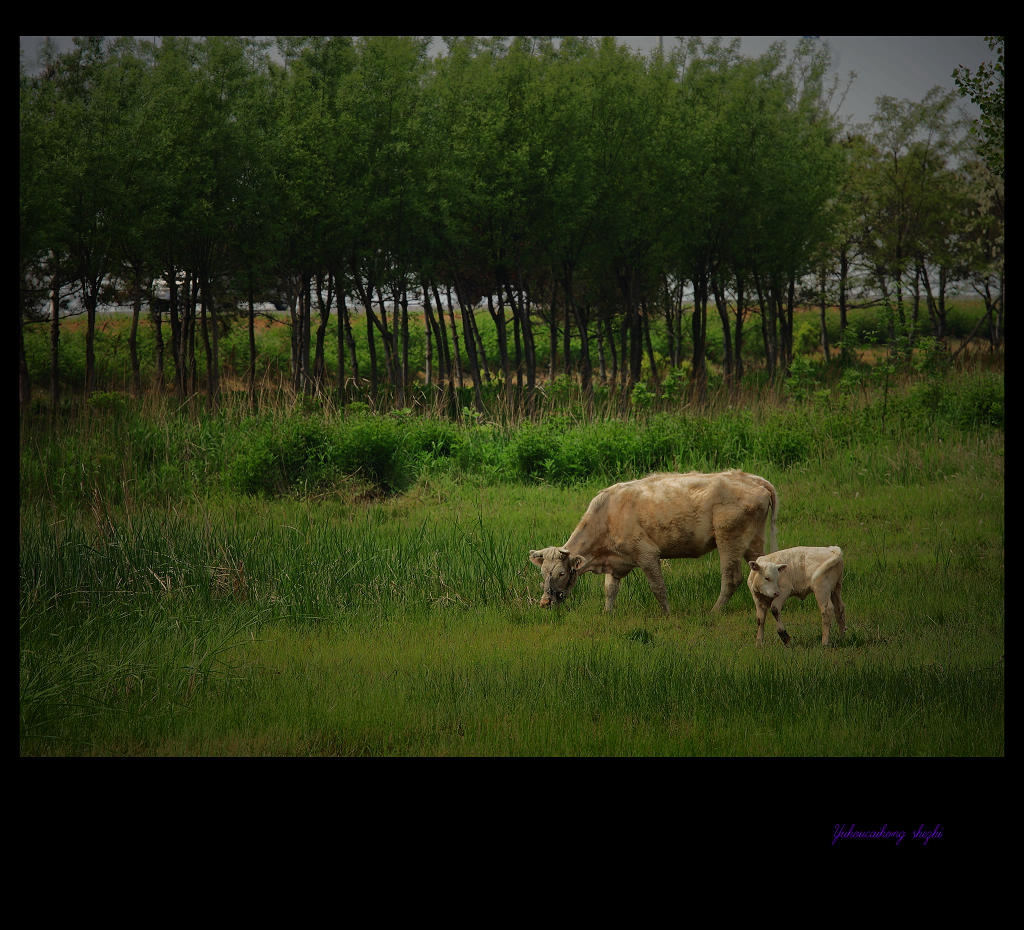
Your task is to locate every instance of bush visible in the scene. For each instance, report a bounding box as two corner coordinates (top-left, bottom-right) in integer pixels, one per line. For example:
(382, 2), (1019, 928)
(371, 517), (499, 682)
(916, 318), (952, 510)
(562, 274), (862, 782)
(794, 320), (821, 356)
(912, 337), (952, 378)
(227, 412), (418, 496)
(949, 373), (1004, 429)
(754, 411), (815, 467)
(785, 356), (823, 401)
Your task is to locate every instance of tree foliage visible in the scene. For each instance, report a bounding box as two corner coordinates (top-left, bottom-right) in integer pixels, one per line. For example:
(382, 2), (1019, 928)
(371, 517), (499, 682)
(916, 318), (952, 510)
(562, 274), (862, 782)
(20, 35), (999, 413)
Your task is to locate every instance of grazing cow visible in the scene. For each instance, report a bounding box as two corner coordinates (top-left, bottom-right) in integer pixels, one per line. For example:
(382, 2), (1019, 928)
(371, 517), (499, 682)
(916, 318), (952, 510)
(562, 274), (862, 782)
(529, 470), (778, 614)
(746, 546), (846, 646)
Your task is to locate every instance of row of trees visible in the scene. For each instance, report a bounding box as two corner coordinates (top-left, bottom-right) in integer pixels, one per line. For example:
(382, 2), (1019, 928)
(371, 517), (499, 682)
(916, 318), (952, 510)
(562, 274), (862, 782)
(19, 35), (1004, 412)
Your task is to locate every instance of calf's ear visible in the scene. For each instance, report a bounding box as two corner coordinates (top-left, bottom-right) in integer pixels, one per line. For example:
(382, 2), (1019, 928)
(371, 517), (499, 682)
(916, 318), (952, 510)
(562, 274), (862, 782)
(529, 550), (544, 566)
(777, 564), (787, 573)
(748, 560), (760, 573)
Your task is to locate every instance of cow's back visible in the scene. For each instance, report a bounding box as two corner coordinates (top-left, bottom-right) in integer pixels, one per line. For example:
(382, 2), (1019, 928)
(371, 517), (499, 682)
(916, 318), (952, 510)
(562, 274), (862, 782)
(597, 472), (727, 559)
(566, 470), (774, 562)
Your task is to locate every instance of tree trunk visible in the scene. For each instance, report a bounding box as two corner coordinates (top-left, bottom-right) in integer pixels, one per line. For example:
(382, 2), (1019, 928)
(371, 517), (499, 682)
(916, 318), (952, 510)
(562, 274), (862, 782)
(442, 284), (464, 389)
(424, 293), (433, 387)
(167, 270), (183, 399)
(365, 302), (379, 400)
(49, 261), (60, 412)
(734, 277), (746, 385)
(838, 247), (849, 339)
(300, 273), (312, 394)
(605, 313), (618, 387)
(422, 281), (447, 387)
(313, 271), (334, 393)
(504, 281), (534, 399)
(83, 278), (99, 396)
(782, 274), (796, 371)
(819, 267), (831, 363)
(641, 302), (658, 394)
(712, 276), (733, 384)
(486, 291), (510, 389)
(151, 295), (165, 393)
(547, 287), (558, 381)
(563, 264), (591, 397)
(754, 271), (777, 382)
(690, 269), (708, 399)
(467, 299), (490, 384)
(456, 283), (485, 413)
(247, 273), (257, 411)
(128, 264), (143, 396)
(340, 292), (359, 393)
(199, 278), (215, 407)
(371, 285), (401, 406)
(19, 302), (31, 409)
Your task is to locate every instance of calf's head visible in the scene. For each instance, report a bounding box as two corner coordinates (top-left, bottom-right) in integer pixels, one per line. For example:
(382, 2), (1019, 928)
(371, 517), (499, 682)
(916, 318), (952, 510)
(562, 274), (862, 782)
(529, 547), (582, 607)
(748, 559), (786, 600)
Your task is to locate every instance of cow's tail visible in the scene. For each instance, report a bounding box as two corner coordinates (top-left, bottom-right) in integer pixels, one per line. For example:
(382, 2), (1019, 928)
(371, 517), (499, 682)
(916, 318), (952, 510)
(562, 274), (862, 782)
(746, 474), (778, 553)
(766, 482), (778, 553)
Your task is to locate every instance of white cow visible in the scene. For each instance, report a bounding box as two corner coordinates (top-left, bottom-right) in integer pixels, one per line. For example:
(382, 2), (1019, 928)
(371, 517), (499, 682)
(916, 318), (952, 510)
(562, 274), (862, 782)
(746, 546), (846, 646)
(530, 470), (778, 614)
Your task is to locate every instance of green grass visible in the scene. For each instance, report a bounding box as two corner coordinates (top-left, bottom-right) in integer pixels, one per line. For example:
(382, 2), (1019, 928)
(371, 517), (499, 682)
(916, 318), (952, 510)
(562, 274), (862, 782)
(19, 387), (1004, 755)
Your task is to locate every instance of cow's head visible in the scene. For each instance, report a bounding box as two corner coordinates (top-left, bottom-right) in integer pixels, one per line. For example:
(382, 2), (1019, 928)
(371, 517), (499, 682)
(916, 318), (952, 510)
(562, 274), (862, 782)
(529, 546), (584, 607)
(748, 559), (786, 600)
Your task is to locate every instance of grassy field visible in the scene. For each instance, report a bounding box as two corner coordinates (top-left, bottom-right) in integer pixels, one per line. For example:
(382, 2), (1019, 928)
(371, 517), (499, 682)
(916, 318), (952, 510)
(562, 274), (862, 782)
(18, 360), (1004, 756)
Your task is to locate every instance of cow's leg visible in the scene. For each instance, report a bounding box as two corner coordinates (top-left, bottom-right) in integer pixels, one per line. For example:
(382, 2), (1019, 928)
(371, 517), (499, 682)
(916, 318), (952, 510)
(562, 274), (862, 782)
(772, 599), (791, 646)
(603, 574), (623, 612)
(713, 549), (743, 612)
(832, 581), (847, 637)
(639, 559), (670, 614)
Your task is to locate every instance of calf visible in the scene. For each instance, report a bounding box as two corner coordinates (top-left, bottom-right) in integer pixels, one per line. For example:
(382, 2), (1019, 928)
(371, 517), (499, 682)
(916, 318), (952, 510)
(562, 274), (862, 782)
(746, 546), (846, 646)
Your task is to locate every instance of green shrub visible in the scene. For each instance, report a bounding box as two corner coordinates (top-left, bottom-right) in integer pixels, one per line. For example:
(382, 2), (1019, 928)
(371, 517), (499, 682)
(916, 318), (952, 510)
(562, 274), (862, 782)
(659, 365), (690, 401)
(631, 382), (655, 411)
(86, 391), (129, 414)
(785, 356), (823, 401)
(950, 373), (1004, 429)
(755, 411), (814, 467)
(794, 320), (821, 356)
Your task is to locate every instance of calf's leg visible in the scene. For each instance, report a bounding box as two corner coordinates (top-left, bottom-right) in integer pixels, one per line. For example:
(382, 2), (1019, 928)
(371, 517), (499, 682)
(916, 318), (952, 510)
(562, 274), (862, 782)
(815, 593), (834, 646)
(754, 601), (767, 646)
(771, 599), (791, 646)
(814, 574), (843, 646)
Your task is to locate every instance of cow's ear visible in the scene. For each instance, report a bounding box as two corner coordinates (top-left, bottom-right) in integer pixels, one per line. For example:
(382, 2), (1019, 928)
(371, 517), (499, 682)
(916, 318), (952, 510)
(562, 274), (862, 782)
(529, 550), (544, 566)
(557, 547), (571, 561)
(748, 560), (760, 573)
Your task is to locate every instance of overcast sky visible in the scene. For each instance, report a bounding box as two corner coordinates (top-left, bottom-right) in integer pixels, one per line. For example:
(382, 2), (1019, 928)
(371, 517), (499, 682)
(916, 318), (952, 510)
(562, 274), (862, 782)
(20, 35), (996, 127)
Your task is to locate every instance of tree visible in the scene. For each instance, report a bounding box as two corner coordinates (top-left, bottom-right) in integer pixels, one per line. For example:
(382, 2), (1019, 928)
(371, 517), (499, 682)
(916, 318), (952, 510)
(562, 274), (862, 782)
(861, 88), (965, 348)
(953, 36), (1004, 181)
(36, 37), (122, 399)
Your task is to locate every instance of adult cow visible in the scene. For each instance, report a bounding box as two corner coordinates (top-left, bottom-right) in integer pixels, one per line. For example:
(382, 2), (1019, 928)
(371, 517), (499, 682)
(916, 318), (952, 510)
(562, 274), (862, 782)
(529, 470), (778, 614)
